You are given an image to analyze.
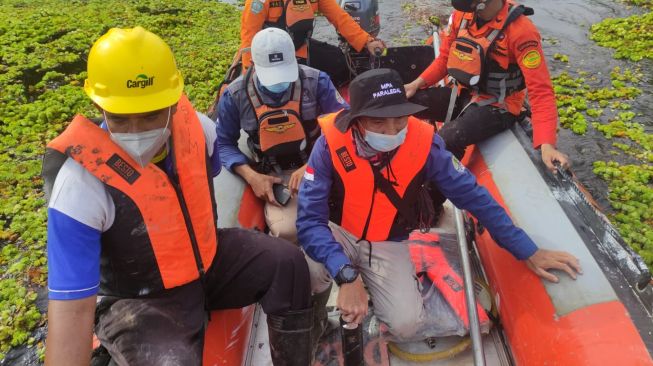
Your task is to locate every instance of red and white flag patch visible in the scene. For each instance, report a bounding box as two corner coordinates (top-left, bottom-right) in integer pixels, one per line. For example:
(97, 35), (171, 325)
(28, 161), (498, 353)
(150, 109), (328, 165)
(304, 166), (315, 181)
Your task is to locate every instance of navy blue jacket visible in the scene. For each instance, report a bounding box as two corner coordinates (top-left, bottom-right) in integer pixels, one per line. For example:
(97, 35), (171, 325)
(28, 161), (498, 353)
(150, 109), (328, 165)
(297, 133), (539, 278)
(217, 71), (348, 172)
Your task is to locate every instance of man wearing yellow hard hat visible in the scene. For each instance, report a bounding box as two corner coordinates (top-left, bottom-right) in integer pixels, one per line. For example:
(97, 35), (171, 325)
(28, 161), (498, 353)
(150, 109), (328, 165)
(42, 26), (312, 366)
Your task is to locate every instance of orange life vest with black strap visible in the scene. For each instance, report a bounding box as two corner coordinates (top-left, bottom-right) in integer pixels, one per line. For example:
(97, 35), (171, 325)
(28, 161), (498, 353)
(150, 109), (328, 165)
(265, 0), (318, 51)
(246, 67), (317, 170)
(446, 1), (532, 103)
(43, 95), (217, 297)
(319, 114), (434, 242)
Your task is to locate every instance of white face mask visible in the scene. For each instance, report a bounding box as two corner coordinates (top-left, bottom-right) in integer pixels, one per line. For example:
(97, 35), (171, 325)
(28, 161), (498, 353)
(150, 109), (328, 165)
(106, 107), (172, 168)
(364, 125), (408, 152)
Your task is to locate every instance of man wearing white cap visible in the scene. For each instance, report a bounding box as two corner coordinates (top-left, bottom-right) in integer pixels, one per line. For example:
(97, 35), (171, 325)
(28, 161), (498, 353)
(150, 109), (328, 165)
(217, 28), (347, 244)
(217, 29), (347, 356)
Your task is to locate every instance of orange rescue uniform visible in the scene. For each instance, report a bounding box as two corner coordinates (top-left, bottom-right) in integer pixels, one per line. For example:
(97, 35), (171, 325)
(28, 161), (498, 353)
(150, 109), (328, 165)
(419, 1), (558, 148)
(240, 0), (372, 69)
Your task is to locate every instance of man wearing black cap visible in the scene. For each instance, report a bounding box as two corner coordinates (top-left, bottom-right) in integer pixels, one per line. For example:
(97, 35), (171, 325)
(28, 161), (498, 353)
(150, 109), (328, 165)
(296, 68), (581, 339)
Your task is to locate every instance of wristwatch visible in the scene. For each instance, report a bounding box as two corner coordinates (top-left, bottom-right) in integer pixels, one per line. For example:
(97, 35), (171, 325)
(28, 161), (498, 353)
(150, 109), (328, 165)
(334, 264), (359, 286)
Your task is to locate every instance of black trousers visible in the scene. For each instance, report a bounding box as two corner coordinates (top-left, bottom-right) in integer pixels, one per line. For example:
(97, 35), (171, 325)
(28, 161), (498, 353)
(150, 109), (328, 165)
(95, 228), (311, 366)
(301, 38), (350, 87)
(410, 87), (518, 159)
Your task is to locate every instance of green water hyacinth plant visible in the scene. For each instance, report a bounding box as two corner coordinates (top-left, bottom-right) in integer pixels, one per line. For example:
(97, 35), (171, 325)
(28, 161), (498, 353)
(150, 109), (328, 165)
(0, 0), (240, 360)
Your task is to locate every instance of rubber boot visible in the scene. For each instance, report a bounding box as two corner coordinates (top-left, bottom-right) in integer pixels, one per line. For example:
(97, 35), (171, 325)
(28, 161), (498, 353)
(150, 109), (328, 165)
(311, 284), (333, 358)
(267, 308), (313, 366)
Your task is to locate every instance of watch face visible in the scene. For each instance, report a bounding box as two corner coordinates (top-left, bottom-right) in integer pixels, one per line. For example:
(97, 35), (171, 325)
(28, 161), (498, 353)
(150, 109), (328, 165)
(341, 266), (358, 282)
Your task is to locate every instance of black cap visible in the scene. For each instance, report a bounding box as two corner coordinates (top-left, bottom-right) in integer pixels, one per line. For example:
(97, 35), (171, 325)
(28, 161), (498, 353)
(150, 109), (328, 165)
(335, 68), (427, 132)
(451, 0), (476, 12)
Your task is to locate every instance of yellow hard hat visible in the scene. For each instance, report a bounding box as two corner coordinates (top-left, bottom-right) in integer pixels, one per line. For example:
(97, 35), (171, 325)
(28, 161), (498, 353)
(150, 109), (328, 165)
(83, 26), (184, 114)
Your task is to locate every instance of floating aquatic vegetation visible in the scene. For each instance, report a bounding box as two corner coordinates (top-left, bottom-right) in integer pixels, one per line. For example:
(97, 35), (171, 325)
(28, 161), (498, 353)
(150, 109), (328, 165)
(553, 53), (569, 63)
(0, 0), (240, 360)
(593, 161), (653, 267)
(590, 11), (653, 61)
(622, 0), (653, 10)
(552, 68), (643, 137)
(552, 25), (652, 268)
(581, 7), (653, 269)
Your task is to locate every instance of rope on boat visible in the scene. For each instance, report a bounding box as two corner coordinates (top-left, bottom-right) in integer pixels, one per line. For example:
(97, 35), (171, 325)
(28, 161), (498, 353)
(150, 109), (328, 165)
(387, 337), (472, 362)
(386, 278), (496, 363)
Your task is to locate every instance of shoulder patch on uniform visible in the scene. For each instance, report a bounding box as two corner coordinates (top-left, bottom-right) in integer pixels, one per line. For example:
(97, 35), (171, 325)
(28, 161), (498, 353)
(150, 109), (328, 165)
(251, 0), (264, 14)
(335, 146), (356, 172)
(304, 166), (315, 181)
(107, 154), (141, 184)
(517, 40), (538, 52)
(521, 49), (542, 69)
(451, 155), (465, 173)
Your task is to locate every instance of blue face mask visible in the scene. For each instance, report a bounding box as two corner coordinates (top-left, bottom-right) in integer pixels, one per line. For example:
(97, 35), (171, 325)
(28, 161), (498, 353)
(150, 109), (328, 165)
(364, 126), (408, 152)
(263, 82), (291, 94)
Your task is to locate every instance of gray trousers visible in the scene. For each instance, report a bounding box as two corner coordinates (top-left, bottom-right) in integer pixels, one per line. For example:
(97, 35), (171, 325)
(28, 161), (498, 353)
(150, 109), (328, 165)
(306, 224), (427, 339)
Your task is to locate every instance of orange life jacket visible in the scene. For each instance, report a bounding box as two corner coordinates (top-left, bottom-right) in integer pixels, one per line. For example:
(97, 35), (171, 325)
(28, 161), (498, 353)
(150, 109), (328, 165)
(44, 95), (217, 297)
(446, 1), (531, 103)
(246, 67), (312, 165)
(319, 114), (434, 242)
(265, 0), (318, 52)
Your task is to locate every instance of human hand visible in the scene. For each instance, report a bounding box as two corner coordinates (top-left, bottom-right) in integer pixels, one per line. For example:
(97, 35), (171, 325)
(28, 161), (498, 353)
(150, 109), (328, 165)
(336, 276), (368, 325)
(404, 78), (425, 99)
(288, 164), (307, 198)
(247, 172), (283, 206)
(366, 38), (386, 56)
(526, 249), (582, 283)
(540, 143), (570, 174)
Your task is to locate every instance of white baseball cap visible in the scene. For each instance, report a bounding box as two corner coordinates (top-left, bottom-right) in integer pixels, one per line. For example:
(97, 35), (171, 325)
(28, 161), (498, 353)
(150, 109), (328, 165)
(251, 28), (299, 86)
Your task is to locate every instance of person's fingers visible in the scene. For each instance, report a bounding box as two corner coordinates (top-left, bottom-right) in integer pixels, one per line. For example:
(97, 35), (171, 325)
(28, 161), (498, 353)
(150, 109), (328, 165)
(561, 254), (582, 275)
(353, 305), (367, 324)
(559, 154), (571, 170)
(537, 267), (559, 283)
(543, 154), (556, 173)
(253, 186), (267, 200)
(341, 313), (354, 323)
(405, 85), (415, 98)
(571, 257), (583, 274)
(271, 176), (283, 183)
(556, 261), (577, 280)
(291, 174), (300, 190)
(266, 189), (280, 206)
